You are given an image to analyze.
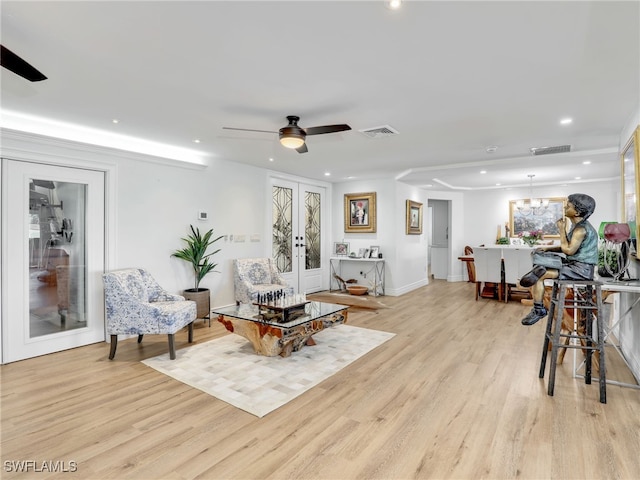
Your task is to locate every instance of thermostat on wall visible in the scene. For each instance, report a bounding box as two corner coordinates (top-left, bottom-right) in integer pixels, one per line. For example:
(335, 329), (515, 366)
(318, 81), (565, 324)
(198, 211), (208, 221)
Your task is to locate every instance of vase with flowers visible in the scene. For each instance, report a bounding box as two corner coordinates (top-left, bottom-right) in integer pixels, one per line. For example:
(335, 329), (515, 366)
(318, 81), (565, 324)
(519, 229), (544, 247)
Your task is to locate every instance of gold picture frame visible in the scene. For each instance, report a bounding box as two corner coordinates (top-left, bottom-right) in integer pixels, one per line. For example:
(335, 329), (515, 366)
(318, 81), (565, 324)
(509, 197), (566, 238)
(406, 200), (423, 234)
(344, 192), (377, 233)
(621, 125), (639, 242)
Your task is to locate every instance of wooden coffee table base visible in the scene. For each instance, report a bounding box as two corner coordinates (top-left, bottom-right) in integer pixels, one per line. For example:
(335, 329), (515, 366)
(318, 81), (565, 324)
(217, 310), (348, 357)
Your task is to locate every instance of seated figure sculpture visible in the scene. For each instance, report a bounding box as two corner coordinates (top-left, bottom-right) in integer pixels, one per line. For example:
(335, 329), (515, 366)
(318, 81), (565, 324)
(519, 193), (598, 326)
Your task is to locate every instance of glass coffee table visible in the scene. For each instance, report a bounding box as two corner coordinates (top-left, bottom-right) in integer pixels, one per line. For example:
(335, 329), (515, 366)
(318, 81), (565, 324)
(212, 301), (349, 357)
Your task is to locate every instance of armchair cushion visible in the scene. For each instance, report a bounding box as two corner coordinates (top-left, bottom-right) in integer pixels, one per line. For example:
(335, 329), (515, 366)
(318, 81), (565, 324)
(233, 258), (294, 304)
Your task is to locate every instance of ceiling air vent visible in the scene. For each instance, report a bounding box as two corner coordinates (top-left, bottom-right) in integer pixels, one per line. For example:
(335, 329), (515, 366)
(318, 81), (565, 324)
(530, 144), (571, 156)
(359, 125), (399, 138)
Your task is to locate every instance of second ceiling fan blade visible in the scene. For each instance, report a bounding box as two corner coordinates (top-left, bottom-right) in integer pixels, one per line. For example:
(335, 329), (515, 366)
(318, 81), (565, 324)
(295, 143), (308, 154)
(222, 127), (277, 134)
(0, 45), (47, 82)
(305, 124), (351, 136)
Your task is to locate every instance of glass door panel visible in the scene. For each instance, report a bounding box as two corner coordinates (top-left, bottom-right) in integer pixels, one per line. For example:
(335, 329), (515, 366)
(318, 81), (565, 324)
(29, 179), (87, 337)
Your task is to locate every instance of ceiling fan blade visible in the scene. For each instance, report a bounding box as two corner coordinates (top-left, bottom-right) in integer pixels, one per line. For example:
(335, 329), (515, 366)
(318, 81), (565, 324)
(1, 45), (47, 82)
(296, 143), (308, 154)
(304, 124), (351, 136)
(222, 127), (277, 134)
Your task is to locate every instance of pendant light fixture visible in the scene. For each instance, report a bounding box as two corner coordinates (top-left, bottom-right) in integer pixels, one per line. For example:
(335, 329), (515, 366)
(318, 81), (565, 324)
(516, 174), (549, 215)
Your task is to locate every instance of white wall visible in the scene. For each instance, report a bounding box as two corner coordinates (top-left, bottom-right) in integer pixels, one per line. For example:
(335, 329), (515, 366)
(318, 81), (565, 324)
(0, 130), (276, 310)
(331, 179), (429, 296)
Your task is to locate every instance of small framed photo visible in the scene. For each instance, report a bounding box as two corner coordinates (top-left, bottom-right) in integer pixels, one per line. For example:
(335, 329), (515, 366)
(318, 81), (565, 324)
(358, 247), (367, 258)
(334, 242), (349, 256)
(369, 245), (380, 258)
(344, 192), (377, 233)
(510, 237), (524, 246)
(406, 200), (423, 235)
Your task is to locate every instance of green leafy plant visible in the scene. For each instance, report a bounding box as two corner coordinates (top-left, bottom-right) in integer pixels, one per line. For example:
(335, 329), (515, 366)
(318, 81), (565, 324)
(496, 237), (510, 245)
(597, 247), (618, 277)
(171, 225), (223, 290)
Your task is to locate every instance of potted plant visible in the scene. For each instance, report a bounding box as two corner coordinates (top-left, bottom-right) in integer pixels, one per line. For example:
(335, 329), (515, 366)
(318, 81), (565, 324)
(171, 225), (223, 319)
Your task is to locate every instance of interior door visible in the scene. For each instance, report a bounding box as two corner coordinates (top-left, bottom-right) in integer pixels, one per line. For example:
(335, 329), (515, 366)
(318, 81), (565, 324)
(271, 179), (326, 294)
(1, 159), (105, 363)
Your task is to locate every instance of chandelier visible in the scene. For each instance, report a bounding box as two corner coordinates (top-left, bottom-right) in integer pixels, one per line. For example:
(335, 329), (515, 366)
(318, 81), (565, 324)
(516, 174), (549, 216)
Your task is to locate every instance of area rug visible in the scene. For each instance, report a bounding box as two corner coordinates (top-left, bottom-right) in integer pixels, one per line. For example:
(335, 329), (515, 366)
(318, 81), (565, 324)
(142, 325), (395, 417)
(307, 291), (391, 310)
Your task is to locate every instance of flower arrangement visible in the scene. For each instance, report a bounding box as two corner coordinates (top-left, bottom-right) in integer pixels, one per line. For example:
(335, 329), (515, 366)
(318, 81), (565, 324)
(519, 229), (544, 246)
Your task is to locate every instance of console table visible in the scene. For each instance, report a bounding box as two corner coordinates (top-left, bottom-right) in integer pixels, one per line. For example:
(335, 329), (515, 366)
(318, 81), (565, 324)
(329, 257), (385, 296)
(599, 280), (640, 389)
(571, 280), (640, 390)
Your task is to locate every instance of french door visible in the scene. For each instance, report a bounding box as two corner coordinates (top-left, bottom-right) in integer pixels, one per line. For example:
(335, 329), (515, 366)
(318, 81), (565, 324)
(271, 179), (326, 294)
(1, 159), (105, 363)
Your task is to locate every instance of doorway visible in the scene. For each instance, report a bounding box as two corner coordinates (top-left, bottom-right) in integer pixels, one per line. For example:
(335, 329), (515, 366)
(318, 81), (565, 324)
(2, 159), (106, 363)
(271, 178), (327, 294)
(428, 199), (450, 280)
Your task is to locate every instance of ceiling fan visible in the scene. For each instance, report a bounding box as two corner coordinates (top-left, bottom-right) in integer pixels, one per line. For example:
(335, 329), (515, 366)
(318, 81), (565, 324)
(1, 45), (47, 82)
(223, 115), (351, 153)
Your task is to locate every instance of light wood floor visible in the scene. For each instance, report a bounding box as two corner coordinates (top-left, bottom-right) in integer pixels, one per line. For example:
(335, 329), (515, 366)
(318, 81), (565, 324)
(2, 279), (639, 479)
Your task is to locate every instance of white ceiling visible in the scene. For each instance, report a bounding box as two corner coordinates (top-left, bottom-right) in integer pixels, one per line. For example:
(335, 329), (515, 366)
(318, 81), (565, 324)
(2, 1), (639, 191)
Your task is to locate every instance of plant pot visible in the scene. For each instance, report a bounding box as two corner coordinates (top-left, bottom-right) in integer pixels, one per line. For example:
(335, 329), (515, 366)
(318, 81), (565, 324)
(183, 288), (210, 319)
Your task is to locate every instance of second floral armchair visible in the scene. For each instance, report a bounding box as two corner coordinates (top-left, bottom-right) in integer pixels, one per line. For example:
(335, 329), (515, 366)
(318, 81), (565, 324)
(233, 258), (294, 304)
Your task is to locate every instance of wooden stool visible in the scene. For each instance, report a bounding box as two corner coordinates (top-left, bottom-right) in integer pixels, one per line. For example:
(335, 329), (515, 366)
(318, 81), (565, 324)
(538, 279), (606, 403)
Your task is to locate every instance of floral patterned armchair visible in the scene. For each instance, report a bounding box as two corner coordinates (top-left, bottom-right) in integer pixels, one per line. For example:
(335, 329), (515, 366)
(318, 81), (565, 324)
(102, 268), (197, 360)
(233, 258), (294, 304)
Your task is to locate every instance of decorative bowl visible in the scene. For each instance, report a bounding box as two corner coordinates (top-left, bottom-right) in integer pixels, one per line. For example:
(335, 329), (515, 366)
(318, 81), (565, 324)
(346, 285), (368, 296)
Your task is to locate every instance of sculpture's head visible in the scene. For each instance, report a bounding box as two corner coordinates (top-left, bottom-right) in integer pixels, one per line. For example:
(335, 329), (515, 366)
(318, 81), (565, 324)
(568, 193), (596, 220)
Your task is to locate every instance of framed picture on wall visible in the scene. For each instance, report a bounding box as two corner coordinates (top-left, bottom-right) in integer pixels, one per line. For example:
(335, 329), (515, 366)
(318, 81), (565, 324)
(344, 192), (377, 233)
(406, 200), (423, 234)
(509, 197), (565, 238)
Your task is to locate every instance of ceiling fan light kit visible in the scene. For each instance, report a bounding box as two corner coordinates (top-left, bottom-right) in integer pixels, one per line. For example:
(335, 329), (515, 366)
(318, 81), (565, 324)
(279, 119), (306, 149)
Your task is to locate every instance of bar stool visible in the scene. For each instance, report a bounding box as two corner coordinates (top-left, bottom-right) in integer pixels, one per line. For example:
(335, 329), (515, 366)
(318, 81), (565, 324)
(538, 279), (606, 403)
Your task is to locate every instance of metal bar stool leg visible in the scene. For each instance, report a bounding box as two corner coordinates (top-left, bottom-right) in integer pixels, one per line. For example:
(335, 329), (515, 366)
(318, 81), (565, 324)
(595, 285), (607, 403)
(547, 283), (567, 397)
(539, 281), (559, 379)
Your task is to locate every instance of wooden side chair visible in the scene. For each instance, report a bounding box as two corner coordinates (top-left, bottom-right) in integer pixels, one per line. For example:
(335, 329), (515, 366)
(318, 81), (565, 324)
(464, 245), (476, 283)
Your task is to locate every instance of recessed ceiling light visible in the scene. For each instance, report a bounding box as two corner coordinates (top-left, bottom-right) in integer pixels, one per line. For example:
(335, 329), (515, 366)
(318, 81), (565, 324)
(346, 176), (355, 179)
(575, 176), (581, 180)
(112, 119), (119, 124)
(486, 145), (498, 153)
(269, 157), (274, 162)
(582, 160), (591, 165)
(496, 183), (501, 186)
(480, 170), (487, 174)
(193, 139), (201, 143)
(386, 0), (402, 10)
(560, 118), (573, 125)
(324, 172), (331, 176)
